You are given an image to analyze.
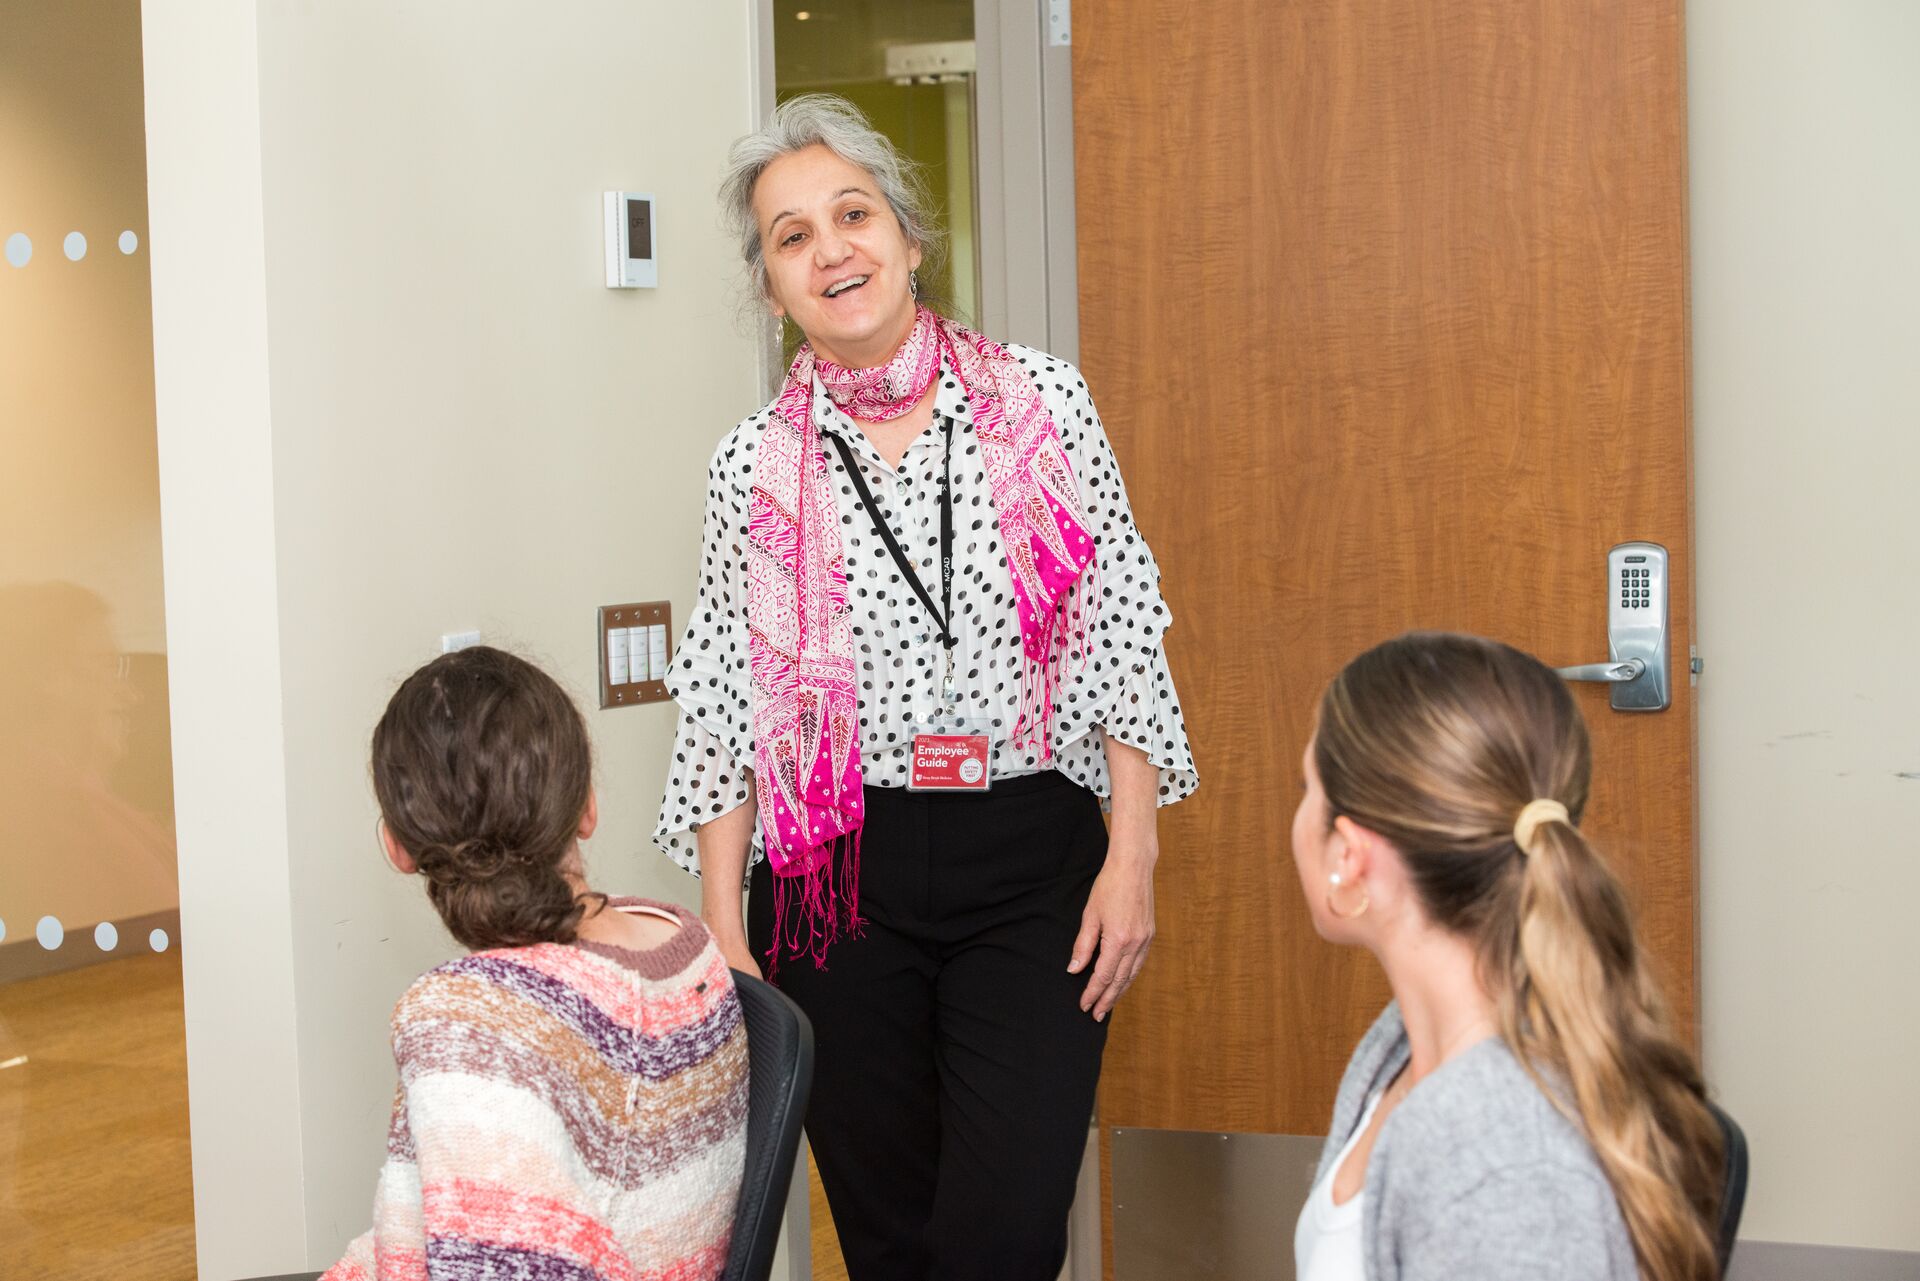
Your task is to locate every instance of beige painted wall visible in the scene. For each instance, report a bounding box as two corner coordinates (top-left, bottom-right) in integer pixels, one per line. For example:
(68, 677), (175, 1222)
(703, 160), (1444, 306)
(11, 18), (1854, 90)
(1690, 0), (1920, 1253)
(147, 0), (764, 1272)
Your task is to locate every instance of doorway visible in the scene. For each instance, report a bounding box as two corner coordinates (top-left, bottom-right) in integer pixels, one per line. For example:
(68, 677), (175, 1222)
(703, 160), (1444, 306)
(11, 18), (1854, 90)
(756, 0), (1078, 385)
(775, 0), (980, 330)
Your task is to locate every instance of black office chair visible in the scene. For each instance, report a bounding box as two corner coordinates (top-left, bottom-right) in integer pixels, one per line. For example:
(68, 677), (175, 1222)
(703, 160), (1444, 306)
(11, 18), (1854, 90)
(235, 971), (813, 1281)
(723, 968), (815, 1281)
(1708, 1098), (1749, 1276)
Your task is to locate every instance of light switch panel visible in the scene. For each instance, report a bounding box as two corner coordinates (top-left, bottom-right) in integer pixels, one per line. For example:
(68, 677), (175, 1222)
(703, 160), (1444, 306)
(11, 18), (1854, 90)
(597, 601), (670, 708)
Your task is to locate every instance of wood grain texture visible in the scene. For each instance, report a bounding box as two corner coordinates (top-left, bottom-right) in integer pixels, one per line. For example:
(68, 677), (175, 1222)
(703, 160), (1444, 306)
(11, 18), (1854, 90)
(808, 1147), (852, 1281)
(0, 952), (196, 1280)
(1071, 0), (1695, 1180)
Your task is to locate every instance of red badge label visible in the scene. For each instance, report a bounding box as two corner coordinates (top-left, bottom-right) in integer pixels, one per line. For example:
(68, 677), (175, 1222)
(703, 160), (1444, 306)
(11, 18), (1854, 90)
(909, 733), (992, 791)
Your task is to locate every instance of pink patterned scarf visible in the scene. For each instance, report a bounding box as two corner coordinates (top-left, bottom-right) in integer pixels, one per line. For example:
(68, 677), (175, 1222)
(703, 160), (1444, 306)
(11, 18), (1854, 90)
(746, 308), (1096, 966)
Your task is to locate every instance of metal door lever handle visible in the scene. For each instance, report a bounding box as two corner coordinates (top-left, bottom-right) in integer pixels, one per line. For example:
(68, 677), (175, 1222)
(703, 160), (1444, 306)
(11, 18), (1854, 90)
(1556, 658), (1647, 683)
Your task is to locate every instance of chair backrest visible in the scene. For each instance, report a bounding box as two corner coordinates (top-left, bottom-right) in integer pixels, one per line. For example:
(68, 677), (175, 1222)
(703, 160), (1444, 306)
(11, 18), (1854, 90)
(1707, 1098), (1748, 1275)
(722, 969), (816, 1281)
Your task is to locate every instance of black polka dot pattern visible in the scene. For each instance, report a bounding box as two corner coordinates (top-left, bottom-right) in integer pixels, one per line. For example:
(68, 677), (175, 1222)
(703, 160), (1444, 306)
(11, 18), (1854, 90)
(652, 344), (1198, 875)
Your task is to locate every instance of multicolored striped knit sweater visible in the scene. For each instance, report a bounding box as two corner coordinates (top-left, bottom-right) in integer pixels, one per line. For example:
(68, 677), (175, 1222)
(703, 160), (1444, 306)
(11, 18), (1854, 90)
(323, 900), (749, 1281)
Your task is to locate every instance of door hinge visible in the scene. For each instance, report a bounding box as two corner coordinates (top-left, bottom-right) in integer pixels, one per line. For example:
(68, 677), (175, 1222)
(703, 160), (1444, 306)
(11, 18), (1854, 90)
(1048, 0), (1071, 46)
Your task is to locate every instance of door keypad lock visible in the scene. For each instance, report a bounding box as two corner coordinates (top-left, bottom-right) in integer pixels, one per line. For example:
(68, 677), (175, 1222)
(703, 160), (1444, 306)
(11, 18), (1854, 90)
(1556, 541), (1671, 712)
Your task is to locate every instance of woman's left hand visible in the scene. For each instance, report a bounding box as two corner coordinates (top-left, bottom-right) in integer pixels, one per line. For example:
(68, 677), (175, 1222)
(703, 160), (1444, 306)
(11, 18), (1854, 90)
(1069, 827), (1158, 1021)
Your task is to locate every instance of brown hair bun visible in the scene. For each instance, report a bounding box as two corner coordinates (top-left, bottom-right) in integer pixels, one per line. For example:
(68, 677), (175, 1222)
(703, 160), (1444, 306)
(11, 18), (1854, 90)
(371, 646), (594, 950)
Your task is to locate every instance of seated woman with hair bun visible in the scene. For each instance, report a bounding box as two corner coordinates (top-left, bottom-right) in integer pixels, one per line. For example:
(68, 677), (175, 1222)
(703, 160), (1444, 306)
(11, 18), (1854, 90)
(323, 646), (747, 1281)
(1291, 632), (1726, 1281)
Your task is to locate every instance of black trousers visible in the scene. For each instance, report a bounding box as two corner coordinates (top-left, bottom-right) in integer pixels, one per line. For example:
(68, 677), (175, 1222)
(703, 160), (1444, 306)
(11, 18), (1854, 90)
(749, 771), (1110, 1281)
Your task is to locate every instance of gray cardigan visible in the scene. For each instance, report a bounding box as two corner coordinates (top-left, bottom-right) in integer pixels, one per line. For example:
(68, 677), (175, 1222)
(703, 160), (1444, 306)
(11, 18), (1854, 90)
(1315, 1004), (1639, 1281)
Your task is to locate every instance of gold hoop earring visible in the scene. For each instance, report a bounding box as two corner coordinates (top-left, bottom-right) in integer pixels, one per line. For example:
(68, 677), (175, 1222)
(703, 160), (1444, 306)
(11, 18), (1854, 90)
(1325, 871), (1370, 920)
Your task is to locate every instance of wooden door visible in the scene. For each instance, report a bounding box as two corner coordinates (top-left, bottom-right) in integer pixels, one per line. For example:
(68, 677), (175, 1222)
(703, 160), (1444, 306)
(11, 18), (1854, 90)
(1071, 0), (1694, 1270)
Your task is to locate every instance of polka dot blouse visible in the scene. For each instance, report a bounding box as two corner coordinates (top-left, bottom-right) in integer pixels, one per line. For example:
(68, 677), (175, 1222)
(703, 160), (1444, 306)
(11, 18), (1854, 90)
(652, 345), (1198, 876)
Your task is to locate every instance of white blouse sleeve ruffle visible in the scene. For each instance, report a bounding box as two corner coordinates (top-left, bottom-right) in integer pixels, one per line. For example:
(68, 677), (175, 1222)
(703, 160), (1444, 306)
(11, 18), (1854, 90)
(1024, 351), (1199, 809)
(652, 422), (764, 877)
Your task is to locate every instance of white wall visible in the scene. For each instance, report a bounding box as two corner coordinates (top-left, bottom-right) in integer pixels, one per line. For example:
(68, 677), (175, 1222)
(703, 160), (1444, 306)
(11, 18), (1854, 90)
(1690, 0), (1920, 1253)
(146, 1), (764, 1273)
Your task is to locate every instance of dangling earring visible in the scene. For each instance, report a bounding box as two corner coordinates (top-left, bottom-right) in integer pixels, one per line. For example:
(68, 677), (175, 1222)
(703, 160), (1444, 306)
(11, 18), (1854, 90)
(909, 269), (920, 300)
(1326, 871), (1370, 920)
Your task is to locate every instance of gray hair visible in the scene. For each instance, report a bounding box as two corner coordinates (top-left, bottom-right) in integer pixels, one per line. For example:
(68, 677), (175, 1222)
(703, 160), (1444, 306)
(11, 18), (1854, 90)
(719, 93), (946, 301)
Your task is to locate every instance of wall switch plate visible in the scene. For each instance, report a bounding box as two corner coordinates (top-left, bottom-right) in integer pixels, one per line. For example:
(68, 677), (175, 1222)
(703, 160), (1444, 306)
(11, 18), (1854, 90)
(440, 630), (482, 653)
(598, 602), (670, 708)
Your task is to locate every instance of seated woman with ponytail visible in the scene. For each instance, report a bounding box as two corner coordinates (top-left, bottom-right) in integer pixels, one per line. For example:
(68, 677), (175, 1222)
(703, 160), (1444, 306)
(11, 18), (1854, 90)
(324, 646), (748, 1281)
(1290, 632), (1725, 1281)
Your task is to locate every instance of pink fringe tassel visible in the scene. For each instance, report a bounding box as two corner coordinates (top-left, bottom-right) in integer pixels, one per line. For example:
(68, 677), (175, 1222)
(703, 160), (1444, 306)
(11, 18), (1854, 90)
(1012, 560), (1100, 761)
(765, 829), (863, 978)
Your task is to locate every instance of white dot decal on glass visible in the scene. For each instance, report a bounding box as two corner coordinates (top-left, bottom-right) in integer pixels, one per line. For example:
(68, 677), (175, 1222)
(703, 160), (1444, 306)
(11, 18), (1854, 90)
(36, 916), (65, 950)
(4, 233), (29, 267)
(95, 921), (119, 951)
(119, 229), (139, 254)
(64, 231), (87, 261)
(150, 927), (171, 953)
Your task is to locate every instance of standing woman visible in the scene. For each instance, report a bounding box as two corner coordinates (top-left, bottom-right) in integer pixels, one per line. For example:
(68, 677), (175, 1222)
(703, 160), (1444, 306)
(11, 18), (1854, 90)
(653, 95), (1197, 1279)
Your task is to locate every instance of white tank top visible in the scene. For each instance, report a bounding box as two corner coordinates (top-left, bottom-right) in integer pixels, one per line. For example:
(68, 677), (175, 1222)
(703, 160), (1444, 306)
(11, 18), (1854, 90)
(1293, 1090), (1381, 1281)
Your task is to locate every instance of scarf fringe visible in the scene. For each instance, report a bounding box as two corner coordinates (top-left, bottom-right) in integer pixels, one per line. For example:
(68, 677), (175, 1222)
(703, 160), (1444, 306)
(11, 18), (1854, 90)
(1013, 559), (1101, 761)
(764, 829), (863, 977)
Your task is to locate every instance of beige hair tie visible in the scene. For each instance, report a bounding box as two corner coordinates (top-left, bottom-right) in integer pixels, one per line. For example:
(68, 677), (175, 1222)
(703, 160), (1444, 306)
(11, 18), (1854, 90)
(1512, 799), (1571, 856)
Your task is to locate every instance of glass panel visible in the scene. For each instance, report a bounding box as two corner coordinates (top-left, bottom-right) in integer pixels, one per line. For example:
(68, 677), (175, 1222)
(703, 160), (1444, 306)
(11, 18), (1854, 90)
(775, 0), (981, 366)
(0, 2), (194, 1276)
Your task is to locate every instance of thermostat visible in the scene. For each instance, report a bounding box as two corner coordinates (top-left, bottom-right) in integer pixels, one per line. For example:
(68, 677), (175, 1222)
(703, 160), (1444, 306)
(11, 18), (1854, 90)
(604, 191), (657, 288)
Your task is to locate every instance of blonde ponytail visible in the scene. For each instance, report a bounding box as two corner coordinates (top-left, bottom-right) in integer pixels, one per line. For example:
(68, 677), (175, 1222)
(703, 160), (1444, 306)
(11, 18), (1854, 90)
(1503, 818), (1723, 1281)
(1315, 633), (1725, 1281)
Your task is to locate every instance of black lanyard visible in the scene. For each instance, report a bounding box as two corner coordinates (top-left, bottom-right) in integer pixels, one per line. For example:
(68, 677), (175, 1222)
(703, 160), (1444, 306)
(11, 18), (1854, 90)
(825, 418), (956, 660)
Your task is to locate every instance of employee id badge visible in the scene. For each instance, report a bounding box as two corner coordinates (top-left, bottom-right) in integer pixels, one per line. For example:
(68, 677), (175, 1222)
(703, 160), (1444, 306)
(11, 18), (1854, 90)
(908, 714), (992, 792)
